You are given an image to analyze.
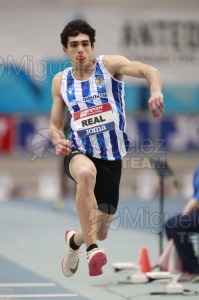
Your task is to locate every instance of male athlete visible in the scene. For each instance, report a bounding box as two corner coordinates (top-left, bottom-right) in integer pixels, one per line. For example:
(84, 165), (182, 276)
(50, 19), (164, 277)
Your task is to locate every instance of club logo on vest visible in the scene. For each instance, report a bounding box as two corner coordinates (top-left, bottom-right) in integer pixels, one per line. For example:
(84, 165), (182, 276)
(96, 76), (105, 89)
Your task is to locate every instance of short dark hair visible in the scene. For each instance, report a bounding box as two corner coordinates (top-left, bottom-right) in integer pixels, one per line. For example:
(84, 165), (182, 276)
(60, 19), (96, 48)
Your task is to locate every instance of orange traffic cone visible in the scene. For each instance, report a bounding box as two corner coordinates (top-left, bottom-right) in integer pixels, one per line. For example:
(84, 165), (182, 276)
(138, 247), (152, 273)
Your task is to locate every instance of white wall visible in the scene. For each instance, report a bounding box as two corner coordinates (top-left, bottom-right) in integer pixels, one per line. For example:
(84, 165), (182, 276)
(1, 0), (199, 83)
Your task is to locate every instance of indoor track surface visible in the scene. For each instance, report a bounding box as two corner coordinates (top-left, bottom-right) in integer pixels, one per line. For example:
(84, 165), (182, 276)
(1, 197), (199, 300)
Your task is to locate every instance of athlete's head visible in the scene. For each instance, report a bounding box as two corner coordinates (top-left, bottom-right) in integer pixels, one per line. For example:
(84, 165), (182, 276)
(60, 19), (96, 48)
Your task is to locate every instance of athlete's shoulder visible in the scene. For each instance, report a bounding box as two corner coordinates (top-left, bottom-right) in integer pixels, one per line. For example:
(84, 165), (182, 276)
(52, 71), (63, 85)
(53, 71), (63, 78)
(101, 55), (129, 70)
(102, 54), (128, 64)
(100, 55), (127, 81)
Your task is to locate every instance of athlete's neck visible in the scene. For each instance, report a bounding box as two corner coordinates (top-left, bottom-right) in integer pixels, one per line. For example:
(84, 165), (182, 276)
(72, 60), (95, 80)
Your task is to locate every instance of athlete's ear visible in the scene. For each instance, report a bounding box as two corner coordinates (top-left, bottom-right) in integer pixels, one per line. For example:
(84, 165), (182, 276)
(63, 47), (68, 54)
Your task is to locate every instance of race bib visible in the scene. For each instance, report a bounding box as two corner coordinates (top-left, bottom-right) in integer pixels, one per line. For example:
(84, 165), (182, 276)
(73, 103), (115, 138)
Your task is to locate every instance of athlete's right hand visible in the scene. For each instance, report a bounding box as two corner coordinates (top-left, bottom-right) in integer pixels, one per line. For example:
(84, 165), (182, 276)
(56, 139), (71, 156)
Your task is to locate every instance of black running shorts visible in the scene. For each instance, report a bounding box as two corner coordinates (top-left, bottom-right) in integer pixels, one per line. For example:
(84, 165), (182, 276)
(64, 150), (122, 215)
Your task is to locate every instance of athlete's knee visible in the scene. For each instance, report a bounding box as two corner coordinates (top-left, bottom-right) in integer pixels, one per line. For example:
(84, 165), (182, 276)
(78, 168), (96, 188)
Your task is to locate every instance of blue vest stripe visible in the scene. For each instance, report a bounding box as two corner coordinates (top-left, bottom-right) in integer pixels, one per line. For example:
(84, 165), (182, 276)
(81, 81), (94, 108)
(111, 78), (124, 131)
(96, 133), (108, 159)
(67, 70), (80, 112)
(70, 129), (78, 149)
(82, 136), (93, 156)
(123, 132), (129, 152)
(109, 130), (121, 159)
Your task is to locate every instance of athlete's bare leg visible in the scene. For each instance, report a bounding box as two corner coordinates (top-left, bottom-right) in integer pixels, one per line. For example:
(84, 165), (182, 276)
(72, 212), (113, 246)
(96, 211), (113, 241)
(69, 154), (98, 248)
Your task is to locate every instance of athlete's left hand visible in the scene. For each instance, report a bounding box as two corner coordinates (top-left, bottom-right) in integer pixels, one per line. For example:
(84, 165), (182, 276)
(56, 139), (71, 156)
(148, 91), (164, 118)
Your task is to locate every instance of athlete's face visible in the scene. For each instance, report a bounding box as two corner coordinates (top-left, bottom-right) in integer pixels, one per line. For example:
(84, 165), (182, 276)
(64, 33), (94, 67)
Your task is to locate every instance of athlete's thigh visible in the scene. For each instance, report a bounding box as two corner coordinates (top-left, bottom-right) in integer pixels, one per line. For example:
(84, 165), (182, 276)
(69, 154), (96, 182)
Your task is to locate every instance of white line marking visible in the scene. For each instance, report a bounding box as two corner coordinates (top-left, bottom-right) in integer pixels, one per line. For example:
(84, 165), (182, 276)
(0, 294), (78, 298)
(0, 283), (56, 287)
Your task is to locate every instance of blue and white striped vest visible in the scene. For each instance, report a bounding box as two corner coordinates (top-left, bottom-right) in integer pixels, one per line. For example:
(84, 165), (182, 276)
(60, 55), (129, 160)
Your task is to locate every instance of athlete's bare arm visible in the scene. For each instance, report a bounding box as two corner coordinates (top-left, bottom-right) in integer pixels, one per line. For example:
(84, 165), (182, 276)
(50, 72), (71, 156)
(182, 198), (199, 215)
(103, 55), (164, 119)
